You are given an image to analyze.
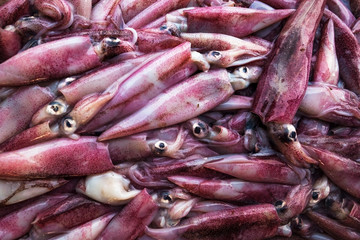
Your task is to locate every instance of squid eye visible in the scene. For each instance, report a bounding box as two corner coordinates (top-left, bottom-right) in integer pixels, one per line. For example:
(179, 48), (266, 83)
(211, 51), (221, 57)
(241, 66), (248, 73)
(275, 200), (288, 213)
(291, 217), (303, 230)
(61, 117), (77, 135)
(20, 16), (36, 21)
(153, 141), (168, 155)
(311, 190), (320, 201)
(159, 191), (173, 204)
(281, 124), (297, 142)
(46, 100), (67, 116)
(192, 121), (209, 138)
(104, 37), (121, 47)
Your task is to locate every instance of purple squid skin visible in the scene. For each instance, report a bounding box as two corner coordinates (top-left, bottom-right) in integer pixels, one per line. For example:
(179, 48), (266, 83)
(82, 42), (193, 133)
(0, 27), (21, 63)
(325, 9), (360, 95)
(184, 7), (295, 38)
(312, 19), (339, 86)
(0, 85), (54, 145)
(97, 189), (158, 240)
(252, 0), (326, 124)
(0, 0), (29, 28)
(303, 146), (360, 199)
(31, 195), (117, 238)
(127, 0), (191, 29)
(168, 175), (291, 204)
(204, 154), (306, 185)
(258, 0), (299, 9)
(327, 0), (356, 27)
(0, 36), (102, 86)
(350, 0), (360, 18)
(59, 52), (161, 105)
(306, 210), (360, 240)
(98, 69), (234, 140)
(0, 137), (114, 180)
(0, 194), (69, 240)
(299, 83), (360, 127)
(146, 204), (282, 240)
(121, 0), (157, 23)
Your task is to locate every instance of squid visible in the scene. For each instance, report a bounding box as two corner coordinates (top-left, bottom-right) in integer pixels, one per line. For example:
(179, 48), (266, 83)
(0, 137), (114, 180)
(31, 194), (117, 239)
(98, 68), (248, 141)
(0, 35), (134, 86)
(97, 189), (158, 240)
(145, 204), (290, 240)
(168, 175), (292, 204)
(165, 6), (295, 38)
(0, 0), (29, 28)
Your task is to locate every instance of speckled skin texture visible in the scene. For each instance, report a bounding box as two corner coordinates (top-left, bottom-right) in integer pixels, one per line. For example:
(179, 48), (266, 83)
(0, 36), (102, 86)
(127, 0), (191, 29)
(84, 42), (193, 133)
(0, 0), (29, 28)
(97, 189), (158, 240)
(204, 154), (305, 185)
(184, 7), (294, 38)
(306, 210), (360, 240)
(0, 194), (68, 240)
(33, 195), (116, 236)
(0, 137), (113, 179)
(0, 28), (21, 63)
(325, 10), (360, 95)
(252, 0), (326, 124)
(168, 176), (291, 204)
(182, 204), (281, 240)
(304, 145), (360, 199)
(0, 85), (54, 145)
(99, 69), (234, 140)
(120, 0), (157, 22)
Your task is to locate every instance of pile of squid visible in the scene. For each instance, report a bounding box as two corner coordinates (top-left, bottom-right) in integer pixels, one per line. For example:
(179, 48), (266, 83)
(1, 0), (360, 239)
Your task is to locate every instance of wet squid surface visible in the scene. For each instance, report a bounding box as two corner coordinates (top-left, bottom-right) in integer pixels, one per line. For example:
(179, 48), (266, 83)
(0, 0), (360, 239)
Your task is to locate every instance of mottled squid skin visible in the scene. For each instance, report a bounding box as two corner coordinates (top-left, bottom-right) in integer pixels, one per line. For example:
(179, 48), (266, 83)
(90, 0), (122, 29)
(179, 32), (270, 51)
(0, 86), (54, 145)
(327, 0), (356, 27)
(303, 146), (360, 199)
(168, 175), (291, 204)
(120, 0), (157, 23)
(68, 0), (92, 19)
(83, 42), (193, 133)
(0, 27), (21, 63)
(60, 53), (161, 105)
(350, 0), (360, 18)
(0, 0), (29, 28)
(127, 0), (191, 29)
(299, 83), (360, 126)
(98, 69), (234, 140)
(136, 30), (185, 53)
(97, 189), (158, 240)
(0, 137), (114, 180)
(49, 212), (116, 240)
(258, 0), (299, 9)
(0, 194), (68, 240)
(0, 36), (101, 86)
(31, 195), (116, 238)
(313, 19), (339, 85)
(306, 210), (360, 240)
(325, 9), (360, 94)
(182, 7), (295, 38)
(252, 0), (326, 124)
(299, 134), (360, 161)
(146, 204), (283, 240)
(204, 154), (306, 185)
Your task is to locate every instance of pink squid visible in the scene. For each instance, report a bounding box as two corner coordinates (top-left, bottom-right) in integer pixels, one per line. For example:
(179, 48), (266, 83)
(0, 35), (134, 86)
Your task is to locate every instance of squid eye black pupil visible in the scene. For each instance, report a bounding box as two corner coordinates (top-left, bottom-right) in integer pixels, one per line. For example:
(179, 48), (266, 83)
(51, 105), (59, 112)
(290, 131), (296, 139)
(212, 51), (221, 57)
(65, 120), (72, 128)
(194, 126), (201, 134)
(159, 142), (165, 148)
(160, 25), (167, 30)
(163, 194), (172, 202)
(242, 67), (248, 73)
(312, 191), (319, 200)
